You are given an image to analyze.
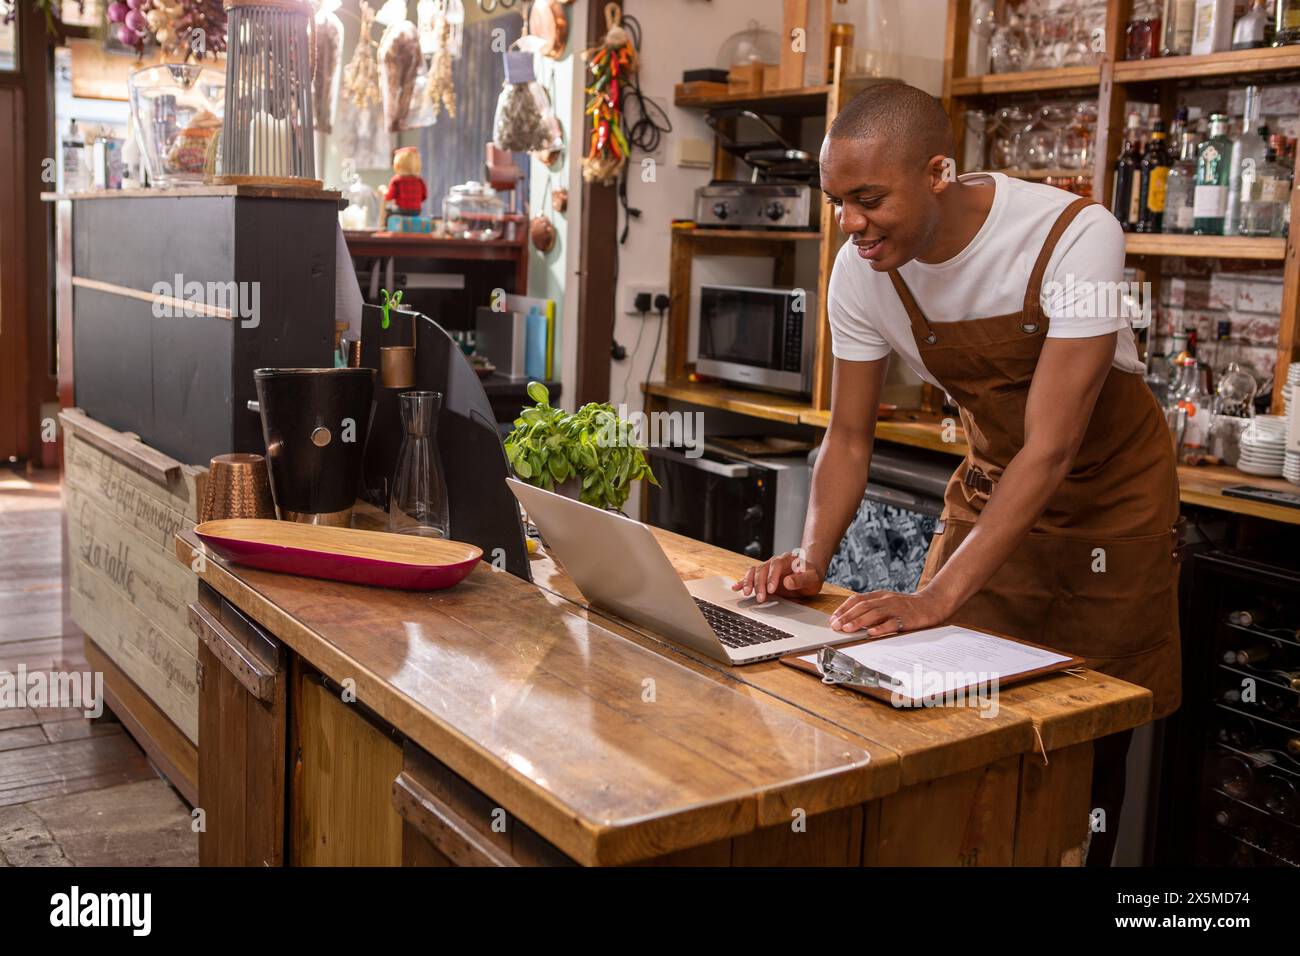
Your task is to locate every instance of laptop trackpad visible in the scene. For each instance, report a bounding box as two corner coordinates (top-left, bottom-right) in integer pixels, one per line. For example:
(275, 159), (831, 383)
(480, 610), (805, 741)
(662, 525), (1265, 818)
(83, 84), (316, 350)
(685, 575), (835, 637)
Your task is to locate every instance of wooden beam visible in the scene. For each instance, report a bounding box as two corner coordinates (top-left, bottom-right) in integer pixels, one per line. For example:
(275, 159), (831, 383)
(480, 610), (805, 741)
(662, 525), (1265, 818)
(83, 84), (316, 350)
(574, 0), (622, 407)
(24, 2), (56, 462)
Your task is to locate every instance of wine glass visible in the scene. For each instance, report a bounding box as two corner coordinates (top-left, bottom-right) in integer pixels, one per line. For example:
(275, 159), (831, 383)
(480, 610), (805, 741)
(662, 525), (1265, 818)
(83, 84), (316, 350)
(990, 14), (1031, 73)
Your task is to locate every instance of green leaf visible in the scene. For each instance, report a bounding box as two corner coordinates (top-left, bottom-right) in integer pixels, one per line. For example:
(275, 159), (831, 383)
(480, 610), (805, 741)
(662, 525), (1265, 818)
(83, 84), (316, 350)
(526, 381), (550, 406)
(514, 458), (533, 479)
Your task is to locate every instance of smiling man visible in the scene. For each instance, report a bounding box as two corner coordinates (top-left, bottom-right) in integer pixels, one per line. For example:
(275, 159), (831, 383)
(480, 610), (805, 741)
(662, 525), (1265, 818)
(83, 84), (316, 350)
(734, 83), (1182, 866)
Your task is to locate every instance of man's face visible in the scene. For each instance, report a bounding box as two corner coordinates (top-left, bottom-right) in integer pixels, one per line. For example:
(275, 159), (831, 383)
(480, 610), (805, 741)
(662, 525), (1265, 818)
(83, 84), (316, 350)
(820, 137), (944, 272)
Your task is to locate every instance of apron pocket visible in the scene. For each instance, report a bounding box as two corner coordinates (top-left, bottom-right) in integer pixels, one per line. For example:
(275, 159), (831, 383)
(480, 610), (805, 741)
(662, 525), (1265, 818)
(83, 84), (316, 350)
(1047, 528), (1180, 661)
(921, 519), (1179, 664)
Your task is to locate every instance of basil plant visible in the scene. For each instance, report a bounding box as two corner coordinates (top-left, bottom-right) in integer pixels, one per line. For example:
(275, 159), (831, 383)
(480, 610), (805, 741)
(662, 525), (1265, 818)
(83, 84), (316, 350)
(504, 382), (658, 512)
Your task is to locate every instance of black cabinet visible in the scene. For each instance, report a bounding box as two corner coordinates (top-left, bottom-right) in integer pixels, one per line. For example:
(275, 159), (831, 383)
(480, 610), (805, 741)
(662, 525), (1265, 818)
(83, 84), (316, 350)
(69, 191), (338, 466)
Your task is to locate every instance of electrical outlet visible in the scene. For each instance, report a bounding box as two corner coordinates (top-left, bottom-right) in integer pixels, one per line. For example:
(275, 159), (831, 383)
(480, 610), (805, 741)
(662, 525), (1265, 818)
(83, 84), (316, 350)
(623, 284), (667, 315)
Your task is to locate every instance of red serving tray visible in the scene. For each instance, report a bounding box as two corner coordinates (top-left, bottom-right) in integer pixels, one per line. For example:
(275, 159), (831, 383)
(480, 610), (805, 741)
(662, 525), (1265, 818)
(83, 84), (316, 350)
(194, 519), (482, 591)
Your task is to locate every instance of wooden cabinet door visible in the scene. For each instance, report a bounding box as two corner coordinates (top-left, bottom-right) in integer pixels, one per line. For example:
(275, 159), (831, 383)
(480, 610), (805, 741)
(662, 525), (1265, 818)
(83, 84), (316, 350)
(192, 582), (287, 866)
(289, 661), (404, 866)
(393, 741), (575, 867)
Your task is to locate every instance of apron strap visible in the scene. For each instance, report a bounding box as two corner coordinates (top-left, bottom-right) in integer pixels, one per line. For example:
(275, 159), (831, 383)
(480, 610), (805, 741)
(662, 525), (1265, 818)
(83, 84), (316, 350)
(1022, 197), (1097, 331)
(887, 270), (938, 345)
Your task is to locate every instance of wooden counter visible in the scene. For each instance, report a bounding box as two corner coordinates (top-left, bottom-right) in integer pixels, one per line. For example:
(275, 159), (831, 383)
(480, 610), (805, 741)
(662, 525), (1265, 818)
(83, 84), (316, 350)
(175, 518), (1150, 867)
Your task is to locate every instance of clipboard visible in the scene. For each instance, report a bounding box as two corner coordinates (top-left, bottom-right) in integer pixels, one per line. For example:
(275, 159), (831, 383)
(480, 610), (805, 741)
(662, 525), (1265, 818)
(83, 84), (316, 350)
(780, 626), (1085, 706)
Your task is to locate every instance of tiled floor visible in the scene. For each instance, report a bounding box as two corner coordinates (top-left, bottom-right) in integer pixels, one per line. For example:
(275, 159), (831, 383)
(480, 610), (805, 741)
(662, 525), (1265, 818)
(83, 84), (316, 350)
(0, 464), (197, 866)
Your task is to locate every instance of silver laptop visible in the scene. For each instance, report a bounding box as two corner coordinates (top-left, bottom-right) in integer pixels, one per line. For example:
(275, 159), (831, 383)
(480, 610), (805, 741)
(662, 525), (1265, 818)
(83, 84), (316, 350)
(506, 478), (850, 665)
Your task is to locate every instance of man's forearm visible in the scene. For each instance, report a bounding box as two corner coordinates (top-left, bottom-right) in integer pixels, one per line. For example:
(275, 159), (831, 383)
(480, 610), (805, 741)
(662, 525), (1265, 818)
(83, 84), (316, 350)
(923, 442), (1072, 612)
(800, 434), (874, 575)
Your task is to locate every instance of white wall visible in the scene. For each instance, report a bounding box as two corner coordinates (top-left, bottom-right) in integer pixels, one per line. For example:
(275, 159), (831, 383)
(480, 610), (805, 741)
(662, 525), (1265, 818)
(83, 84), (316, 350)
(605, 0), (947, 414)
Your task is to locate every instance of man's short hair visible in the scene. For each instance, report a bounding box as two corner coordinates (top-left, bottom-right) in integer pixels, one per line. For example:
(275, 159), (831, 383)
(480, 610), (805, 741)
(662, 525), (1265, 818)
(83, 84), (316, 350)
(826, 83), (955, 166)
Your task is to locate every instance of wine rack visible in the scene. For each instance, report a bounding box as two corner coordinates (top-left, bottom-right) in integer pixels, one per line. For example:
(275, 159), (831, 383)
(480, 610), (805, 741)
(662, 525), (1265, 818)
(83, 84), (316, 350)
(1159, 550), (1300, 865)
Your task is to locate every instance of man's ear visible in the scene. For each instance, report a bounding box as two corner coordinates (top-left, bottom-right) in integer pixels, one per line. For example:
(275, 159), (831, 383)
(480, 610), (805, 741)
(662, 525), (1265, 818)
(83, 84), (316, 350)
(927, 154), (956, 193)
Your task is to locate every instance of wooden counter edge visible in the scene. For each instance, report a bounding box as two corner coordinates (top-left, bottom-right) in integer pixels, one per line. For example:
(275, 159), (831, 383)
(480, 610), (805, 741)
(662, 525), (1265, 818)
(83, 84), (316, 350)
(174, 532), (888, 866)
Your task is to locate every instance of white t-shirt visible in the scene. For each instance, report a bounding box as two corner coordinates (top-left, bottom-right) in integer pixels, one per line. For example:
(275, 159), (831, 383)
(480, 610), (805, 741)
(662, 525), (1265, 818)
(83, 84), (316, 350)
(828, 173), (1143, 389)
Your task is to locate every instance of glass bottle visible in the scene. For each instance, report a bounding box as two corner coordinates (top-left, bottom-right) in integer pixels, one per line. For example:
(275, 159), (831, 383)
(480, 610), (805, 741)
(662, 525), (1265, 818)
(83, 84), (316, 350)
(1239, 141), (1289, 237)
(1163, 0), (1197, 54)
(1164, 130), (1200, 233)
(1127, 0), (1163, 58)
(1169, 104), (1189, 145)
(1191, 0), (1236, 55)
(1225, 87), (1266, 235)
(1194, 113), (1232, 235)
(1175, 356), (1213, 462)
(389, 390), (451, 538)
(1138, 116), (1171, 232)
(1260, 770), (1299, 819)
(1112, 111), (1145, 231)
(1233, 0), (1270, 48)
(1275, 0), (1300, 45)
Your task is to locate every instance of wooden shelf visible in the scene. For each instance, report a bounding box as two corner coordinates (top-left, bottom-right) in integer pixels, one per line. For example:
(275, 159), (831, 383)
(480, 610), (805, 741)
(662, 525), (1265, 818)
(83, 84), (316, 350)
(1124, 233), (1288, 260)
(672, 82), (832, 116)
(1113, 45), (1300, 84)
(643, 382), (970, 455)
(673, 226), (823, 242)
(1177, 465), (1300, 526)
(643, 381), (813, 425)
(646, 381), (1300, 524)
(949, 64), (1102, 96)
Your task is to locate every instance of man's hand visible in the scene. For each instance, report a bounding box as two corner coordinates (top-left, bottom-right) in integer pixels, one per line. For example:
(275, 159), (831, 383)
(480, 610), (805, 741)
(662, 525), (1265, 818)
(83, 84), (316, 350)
(733, 550), (825, 603)
(829, 587), (952, 636)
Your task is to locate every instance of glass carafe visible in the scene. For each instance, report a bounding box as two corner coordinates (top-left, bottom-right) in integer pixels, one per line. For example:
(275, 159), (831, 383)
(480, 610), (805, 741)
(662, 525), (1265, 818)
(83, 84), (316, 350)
(389, 390), (450, 538)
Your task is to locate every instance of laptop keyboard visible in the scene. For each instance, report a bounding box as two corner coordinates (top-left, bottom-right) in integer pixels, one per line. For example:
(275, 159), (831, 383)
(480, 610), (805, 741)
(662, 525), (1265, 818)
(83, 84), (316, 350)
(693, 598), (793, 649)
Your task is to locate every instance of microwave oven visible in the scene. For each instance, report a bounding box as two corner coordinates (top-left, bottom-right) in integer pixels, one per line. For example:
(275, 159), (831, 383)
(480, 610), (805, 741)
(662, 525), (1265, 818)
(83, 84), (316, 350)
(693, 284), (814, 395)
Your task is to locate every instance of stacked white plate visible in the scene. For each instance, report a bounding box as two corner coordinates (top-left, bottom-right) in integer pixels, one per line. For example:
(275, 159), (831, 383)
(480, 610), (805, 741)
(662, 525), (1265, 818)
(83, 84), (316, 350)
(1282, 362), (1300, 415)
(1287, 366), (1300, 484)
(1238, 415), (1287, 477)
(1285, 450), (1300, 484)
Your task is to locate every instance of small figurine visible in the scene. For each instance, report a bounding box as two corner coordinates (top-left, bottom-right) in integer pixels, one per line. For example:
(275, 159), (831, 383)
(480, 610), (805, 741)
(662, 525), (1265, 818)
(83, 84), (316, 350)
(385, 146), (427, 217)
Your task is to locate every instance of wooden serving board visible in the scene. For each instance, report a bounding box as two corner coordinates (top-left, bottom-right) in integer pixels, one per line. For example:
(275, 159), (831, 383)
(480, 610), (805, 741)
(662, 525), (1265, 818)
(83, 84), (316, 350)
(194, 519), (483, 591)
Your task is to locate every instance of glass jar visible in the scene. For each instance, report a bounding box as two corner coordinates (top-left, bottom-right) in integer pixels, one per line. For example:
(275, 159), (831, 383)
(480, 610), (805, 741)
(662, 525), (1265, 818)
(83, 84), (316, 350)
(339, 168), (380, 230)
(443, 181), (505, 240)
(389, 390), (450, 538)
(963, 108), (993, 171)
(128, 63), (225, 187)
(990, 106), (1030, 169)
(715, 18), (781, 69)
(1022, 105), (1067, 171)
(1055, 101), (1097, 174)
(1126, 0), (1163, 60)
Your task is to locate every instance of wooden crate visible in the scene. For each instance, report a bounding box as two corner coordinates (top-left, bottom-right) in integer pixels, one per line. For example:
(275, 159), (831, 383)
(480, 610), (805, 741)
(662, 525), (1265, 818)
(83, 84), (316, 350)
(60, 409), (206, 744)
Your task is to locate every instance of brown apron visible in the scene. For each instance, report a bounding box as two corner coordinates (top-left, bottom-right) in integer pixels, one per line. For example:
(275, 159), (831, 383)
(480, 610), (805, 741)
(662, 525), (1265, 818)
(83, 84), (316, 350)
(890, 197), (1182, 719)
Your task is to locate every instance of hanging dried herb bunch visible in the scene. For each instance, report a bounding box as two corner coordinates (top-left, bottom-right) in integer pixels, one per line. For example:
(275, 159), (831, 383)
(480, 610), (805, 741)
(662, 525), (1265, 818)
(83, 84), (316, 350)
(313, 8), (344, 133)
(342, 2), (381, 111)
(426, 9), (457, 120)
(379, 16), (421, 132)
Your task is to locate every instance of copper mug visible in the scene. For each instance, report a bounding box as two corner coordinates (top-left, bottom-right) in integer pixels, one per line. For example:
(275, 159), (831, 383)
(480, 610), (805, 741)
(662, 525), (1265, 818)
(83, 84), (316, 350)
(380, 308), (417, 388)
(198, 453), (277, 523)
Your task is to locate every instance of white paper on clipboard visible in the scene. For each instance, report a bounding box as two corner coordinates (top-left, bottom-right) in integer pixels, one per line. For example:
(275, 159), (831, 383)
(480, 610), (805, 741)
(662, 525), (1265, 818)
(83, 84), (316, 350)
(797, 625), (1073, 705)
